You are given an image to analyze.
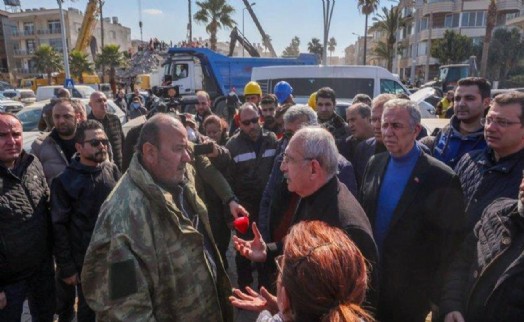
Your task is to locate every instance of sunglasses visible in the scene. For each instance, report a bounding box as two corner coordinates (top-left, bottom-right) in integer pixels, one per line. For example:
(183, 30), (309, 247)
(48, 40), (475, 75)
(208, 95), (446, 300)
(83, 139), (109, 147)
(240, 117), (259, 126)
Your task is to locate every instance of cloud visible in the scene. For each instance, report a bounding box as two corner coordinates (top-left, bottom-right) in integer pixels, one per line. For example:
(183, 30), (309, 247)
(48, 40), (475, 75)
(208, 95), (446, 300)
(144, 9), (163, 15)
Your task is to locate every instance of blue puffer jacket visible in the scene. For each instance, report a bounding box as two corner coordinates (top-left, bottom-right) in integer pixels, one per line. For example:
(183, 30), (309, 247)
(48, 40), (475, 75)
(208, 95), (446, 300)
(455, 147), (524, 229)
(432, 116), (486, 169)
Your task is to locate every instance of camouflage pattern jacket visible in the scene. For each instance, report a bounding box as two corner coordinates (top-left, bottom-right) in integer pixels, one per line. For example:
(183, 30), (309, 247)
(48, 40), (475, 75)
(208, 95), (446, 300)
(81, 155), (233, 322)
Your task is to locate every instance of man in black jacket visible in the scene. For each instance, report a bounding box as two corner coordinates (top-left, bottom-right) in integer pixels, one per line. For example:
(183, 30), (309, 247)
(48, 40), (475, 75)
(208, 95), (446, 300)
(441, 176), (524, 322)
(233, 126), (377, 309)
(360, 99), (466, 322)
(51, 120), (121, 321)
(0, 112), (55, 321)
(88, 91), (125, 170)
(455, 91), (524, 229)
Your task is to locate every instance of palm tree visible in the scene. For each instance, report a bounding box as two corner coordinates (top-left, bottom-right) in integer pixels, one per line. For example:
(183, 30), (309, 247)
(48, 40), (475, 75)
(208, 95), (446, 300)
(370, 6), (404, 71)
(308, 38), (324, 61)
(69, 50), (94, 83)
(33, 44), (63, 84)
(95, 44), (124, 94)
(328, 37), (337, 58)
(194, 0), (236, 51)
(480, 0), (497, 77)
(357, 0), (380, 65)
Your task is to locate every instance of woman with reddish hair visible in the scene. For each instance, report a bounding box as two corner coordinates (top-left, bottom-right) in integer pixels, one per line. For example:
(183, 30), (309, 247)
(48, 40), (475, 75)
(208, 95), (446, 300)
(230, 220), (373, 322)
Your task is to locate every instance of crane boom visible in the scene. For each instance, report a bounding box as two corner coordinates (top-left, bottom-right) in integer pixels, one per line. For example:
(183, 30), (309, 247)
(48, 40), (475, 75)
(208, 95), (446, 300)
(241, 0), (276, 57)
(228, 27), (260, 57)
(74, 0), (100, 52)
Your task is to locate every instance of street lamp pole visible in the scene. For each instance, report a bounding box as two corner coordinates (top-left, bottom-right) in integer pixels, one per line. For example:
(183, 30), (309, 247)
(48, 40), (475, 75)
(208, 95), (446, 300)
(242, 3), (256, 57)
(57, 0), (70, 79)
(321, 0), (335, 65)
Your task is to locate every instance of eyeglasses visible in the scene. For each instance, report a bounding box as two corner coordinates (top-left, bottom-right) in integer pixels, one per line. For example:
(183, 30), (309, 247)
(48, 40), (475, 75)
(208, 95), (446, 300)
(274, 243), (334, 274)
(82, 139), (109, 147)
(282, 152), (313, 164)
(481, 116), (522, 128)
(240, 117), (259, 126)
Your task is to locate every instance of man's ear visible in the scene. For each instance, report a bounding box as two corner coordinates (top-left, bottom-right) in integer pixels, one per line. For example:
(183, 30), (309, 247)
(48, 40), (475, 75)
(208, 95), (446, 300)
(310, 159), (321, 177)
(482, 97), (491, 111)
(75, 142), (83, 154)
(142, 142), (158, 165)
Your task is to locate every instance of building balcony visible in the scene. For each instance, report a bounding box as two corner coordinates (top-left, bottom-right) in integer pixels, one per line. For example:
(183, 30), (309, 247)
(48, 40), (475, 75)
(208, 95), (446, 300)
(421, 1), (457, 16)
(497, 0), (522, 13)
(506, 15), (524, 29)
(13, 49), (35, 57)
(418, 27), (458, 41)
(37, 28), (62, 35)
(10, 30), (37, 39)
(13, 68), (39, 75)
(462, 0), (520, 12)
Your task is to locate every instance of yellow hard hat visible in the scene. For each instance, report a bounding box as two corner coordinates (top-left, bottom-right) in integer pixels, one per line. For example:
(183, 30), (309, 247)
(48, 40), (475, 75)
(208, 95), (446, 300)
(244, 81), (262, 96)
(308, 91), (317, 110)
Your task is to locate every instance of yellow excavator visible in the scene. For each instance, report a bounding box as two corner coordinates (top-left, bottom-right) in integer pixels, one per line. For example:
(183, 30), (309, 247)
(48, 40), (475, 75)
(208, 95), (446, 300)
(59, 0), (101, 86)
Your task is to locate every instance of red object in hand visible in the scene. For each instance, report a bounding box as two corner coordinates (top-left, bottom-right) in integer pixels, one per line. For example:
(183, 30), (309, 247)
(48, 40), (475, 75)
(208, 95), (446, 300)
(234, 216), (249, 234)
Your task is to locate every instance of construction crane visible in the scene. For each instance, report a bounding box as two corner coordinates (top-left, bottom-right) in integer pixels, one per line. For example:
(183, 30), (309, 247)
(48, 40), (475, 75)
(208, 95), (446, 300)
(228, 27), (260, 57)
(74, 0), (100, 52)
(241, 0), (276, 57)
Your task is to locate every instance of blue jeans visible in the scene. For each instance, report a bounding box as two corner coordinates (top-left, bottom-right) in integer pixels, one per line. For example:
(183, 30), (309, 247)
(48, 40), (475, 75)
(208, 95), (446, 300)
(0, 259), (55, 322)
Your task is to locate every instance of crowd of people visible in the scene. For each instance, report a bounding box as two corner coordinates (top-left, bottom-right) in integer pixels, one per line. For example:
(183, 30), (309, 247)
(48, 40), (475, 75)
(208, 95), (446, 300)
(1, 76), (523, 322)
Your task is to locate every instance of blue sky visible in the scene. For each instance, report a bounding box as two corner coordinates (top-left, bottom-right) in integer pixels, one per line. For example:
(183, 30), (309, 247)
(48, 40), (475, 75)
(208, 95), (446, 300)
(16, 0), (386, 56)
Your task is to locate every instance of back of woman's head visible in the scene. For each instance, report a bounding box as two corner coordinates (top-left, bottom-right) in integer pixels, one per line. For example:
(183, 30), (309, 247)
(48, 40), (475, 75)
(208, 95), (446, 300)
(282, 221), (372, 322)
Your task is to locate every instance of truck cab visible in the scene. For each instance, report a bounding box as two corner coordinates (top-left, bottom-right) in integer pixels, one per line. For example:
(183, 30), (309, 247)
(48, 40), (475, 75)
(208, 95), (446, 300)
(162, 57), (204, 95)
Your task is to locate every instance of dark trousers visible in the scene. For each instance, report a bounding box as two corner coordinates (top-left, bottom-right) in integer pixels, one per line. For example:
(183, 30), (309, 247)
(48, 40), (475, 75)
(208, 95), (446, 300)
(55, 273), (75, 322)
(208, 209), (231, 270)
(55, 271), (95, 322)
(0, 259), (55, 322)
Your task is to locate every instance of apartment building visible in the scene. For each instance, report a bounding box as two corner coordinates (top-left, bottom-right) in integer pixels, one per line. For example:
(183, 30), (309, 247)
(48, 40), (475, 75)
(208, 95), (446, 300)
(3, 6), (131, 79)
(395, 0), (522, 83)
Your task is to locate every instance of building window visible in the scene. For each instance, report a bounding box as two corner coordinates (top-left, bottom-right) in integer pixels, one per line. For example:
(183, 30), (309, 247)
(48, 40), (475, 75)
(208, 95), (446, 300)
(419, 17), (429, 31)
(418, 41), (428, 56)
(110, 30), (116, 39)
(23, 22), (34, 35)
(26, 39), (36, 54)
(461, 11), (486, 28)
(49, 38), (63, 51)
(472, 37), (483, 46)
(444, 13), (460, 28)
(48, 20), (61, 33)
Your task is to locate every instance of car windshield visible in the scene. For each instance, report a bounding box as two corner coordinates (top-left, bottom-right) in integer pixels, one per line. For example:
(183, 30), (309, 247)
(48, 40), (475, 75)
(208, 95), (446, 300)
(3, 91), (17, 99)
(20, 91), (35, 99)
(74, 86), (96, 98)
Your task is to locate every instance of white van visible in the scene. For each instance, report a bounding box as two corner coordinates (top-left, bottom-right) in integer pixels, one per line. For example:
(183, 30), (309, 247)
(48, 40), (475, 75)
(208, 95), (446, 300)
(252, 65), (410, 100)
(251, 65), (436, 117)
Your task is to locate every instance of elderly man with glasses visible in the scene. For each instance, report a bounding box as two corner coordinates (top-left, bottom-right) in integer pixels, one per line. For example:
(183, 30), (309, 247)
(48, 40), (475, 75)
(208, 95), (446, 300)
(455, 91), (524, 229)
(233, 126), (377, 309)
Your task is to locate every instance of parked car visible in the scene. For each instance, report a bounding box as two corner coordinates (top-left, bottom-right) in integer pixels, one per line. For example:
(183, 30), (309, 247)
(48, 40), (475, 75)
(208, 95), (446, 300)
(2, 89), (37, 105)
(0, 94), (25, 113)
(16, 105), (43, 131)
(35, 85), (96, 101)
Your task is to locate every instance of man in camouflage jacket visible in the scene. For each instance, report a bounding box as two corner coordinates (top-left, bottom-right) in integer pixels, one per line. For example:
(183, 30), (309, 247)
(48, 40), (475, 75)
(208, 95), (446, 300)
(81, 114), (233, 321)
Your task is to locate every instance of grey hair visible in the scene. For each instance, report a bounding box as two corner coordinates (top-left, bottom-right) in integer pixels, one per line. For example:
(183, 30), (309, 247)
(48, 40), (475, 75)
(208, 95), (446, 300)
(383, 98), (421, 129)
(372, 93), (396, 110)
(348, 102), (371, 119)
(238, 102), (259, 116)
(291, 126), (338, 179)
(283, 104), (318, 126)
